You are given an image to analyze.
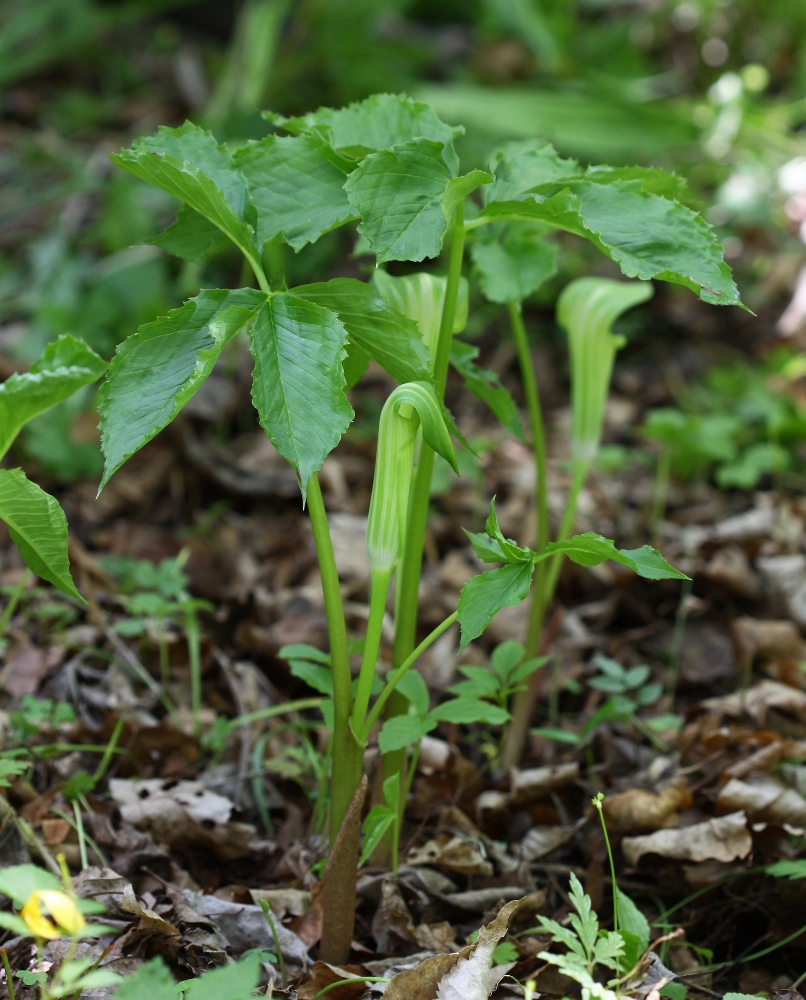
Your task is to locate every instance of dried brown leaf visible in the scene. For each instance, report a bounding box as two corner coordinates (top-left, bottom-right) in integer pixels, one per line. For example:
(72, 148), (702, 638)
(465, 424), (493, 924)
(622, 810), (751, 866)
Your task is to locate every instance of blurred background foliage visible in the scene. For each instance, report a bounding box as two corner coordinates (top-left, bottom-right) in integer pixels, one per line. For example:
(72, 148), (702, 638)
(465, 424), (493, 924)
(2, 0), (806, 484)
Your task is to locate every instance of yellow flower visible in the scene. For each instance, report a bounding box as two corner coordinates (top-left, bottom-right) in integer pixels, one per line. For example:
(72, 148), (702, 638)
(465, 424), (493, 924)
(21, 890), (85, 939)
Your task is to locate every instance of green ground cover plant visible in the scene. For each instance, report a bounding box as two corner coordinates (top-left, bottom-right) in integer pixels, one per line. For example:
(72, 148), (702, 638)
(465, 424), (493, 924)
(96, 92), (740, 962)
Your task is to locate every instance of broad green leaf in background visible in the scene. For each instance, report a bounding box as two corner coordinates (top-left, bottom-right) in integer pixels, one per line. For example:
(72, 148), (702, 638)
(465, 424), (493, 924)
(616, 888), (650, 970)
(114, 961), (183, 1000)
(0, 335), (106, 461)
(249, 293), (353, 502)
(374, 270), (469, 359)
(293, 278), (434, 384)
(112, 123), (260, 269)
(237, 134), (356, 251)
(0, 470), (80, 599)
(99, 288), (266, 488)
(470, 224), (558, 304)
(270, 92), (463, 159)
(359, 804), (396, 866)
(450, 341), (524, 440)
(345, 139), (488, 263)
(149, 205), (232, 264)
(415, 83), (697, 163)
(457, 561), (534, 649)
(342, 343), (370, 389)
(484, 141), (579, 204)
(585, 165), (689, 201)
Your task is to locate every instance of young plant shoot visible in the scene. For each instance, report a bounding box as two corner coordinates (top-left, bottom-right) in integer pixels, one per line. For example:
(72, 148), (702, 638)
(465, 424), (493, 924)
(99, 93), (739, 962)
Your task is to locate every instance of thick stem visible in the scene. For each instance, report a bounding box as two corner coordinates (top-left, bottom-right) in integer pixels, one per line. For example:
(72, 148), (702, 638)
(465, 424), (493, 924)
(306, 473), (355, 846)
(321, 775), (369, 965)
(351, 567), (392, 732)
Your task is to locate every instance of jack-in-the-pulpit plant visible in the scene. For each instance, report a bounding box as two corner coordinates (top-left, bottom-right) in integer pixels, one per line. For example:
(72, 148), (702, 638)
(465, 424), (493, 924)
(98, 93), (740, 961)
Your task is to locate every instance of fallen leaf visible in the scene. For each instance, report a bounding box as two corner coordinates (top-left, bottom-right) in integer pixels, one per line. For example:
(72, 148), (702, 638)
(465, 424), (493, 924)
(702, 680), (806, 725)
(1, 646), (64, 697)
(717, 774), (806, 827)
(371, 877), (415, 952)
(407, 835), (493, 877)
(603, 779), (690, 834)
(249, 887), (311, 919)
(297, 962), (368, 1000)
(622, 811), (752, 866)
(520, 824), (581, 861)
(435, 898), (521, 1000)
(509, 762), (579, 804)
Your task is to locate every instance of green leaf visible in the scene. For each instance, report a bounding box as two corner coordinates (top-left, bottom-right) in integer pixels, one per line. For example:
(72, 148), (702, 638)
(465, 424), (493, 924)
(184, 956), (260, 1000)
(616, 888), (650, 955)
(359, 805), (396, 867)
(0, 758), (28, 787)
(249, 293), (353, 501)
(471, 225), (557, 304)
(430, 697), (510, 725)
(149, 205), (233, 263)
(99, 288), (265, 488)
(584, 164), (689, 201)
(0, 470), (81, 599)
(480, 180), (741, 308)
(342, 342), (370, 390)
(485, 141), (579, 204)
(288, 660), (333, 696)
(538, 533), (689, 580)
(530, 727), (585, 745)
(457, 561), (534, 649)
(466, 499), (534, 565)
(271, 93), (463, 158)
(395, 670), (430, 718)
(716, 442), (789, 490)
(450, 340), (523, 440)
(236, 134), (355, 251)
(293, 278), (433, 384)
(0, 863), (61, 907)
(767, 860), (806, 880)
(491, 640), (526, 677)
(112, 122), (259, 266)
(344, 139), (454, 263)
(279, 643), (331, 664)
(378, 714), (436, 753)
(0, 913), (30, 936)
(0, 335), (106, 462)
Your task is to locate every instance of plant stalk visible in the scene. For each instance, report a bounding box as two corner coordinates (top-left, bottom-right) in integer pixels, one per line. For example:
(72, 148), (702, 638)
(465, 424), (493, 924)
(306, 472), (358, 846)
(351, 567), (392, 732)
(502, 462), (587, 769)
(384, 203), (466, 778)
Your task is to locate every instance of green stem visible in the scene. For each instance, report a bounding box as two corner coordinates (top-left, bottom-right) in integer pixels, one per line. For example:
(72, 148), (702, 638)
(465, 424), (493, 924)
(306, 473), (357, 846)
(363, 611), (458, 740)
(259, 901), (287, 989)
(185, 605), (202, 735)
(0, 570), (31, 637)
(502, 462), (587, 768)
(652, 447), (672, 544)
(2, 949), (15, 1000)
(391, 203), (466, 672)
(73, 801), (88, 871)
(227, 697), (323, 729)
(594, 797), (619, 938)
(351, 567), (392, 732)
(93, 718), (124, 783)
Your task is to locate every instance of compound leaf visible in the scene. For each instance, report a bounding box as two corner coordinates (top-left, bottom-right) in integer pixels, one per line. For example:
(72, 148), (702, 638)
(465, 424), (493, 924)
(457, 562), (534, 649)
(237, 134), (355, 251)
(0, 469), (80, 599)
(293, 278), (433, 384)
(0, 335), (106, 462)
(99, 288), (266, 488)
(249, 293), (353, 502)
(379, 714), (436, 753)
(430, 697), (510, 726)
